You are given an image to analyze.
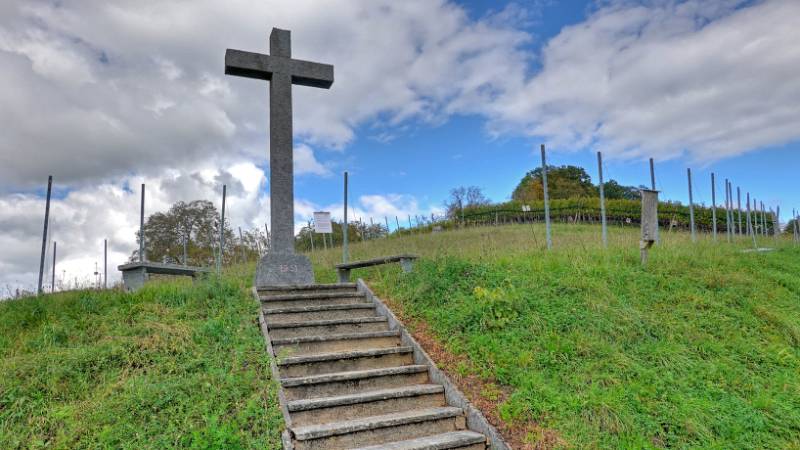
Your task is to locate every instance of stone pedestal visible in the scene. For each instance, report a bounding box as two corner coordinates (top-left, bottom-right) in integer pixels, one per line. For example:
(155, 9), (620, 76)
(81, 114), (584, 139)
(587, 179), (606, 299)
(255, 252), (315, 287)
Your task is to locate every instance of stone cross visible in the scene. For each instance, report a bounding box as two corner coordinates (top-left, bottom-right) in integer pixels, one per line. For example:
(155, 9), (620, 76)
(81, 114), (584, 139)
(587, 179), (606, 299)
(225, 28), (333, 285)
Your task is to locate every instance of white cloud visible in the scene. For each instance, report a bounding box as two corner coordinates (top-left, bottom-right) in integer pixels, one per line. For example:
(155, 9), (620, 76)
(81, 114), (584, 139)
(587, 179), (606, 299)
(294, 144), (330, 176)
(484, 0), (800, 163)
(0, 0), (529, 187)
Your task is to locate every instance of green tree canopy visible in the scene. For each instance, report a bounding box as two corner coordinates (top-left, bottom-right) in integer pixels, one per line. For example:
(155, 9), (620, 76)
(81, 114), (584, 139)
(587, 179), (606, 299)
(131, 200), (237, 266)
(512, 165), (597, 202)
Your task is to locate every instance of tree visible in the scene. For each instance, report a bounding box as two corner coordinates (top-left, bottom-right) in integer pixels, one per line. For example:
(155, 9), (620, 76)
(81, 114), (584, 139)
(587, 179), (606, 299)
(512, 165), (597, 203)
(130, 200), (235, 266)
(445, 186), (490, 218)
(602, 180), (641, 200)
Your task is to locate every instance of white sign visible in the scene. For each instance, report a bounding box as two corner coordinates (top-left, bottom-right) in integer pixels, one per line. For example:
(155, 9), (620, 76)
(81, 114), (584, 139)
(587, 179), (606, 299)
(522, 205), (531, 212)
(313, 211), (332, 233)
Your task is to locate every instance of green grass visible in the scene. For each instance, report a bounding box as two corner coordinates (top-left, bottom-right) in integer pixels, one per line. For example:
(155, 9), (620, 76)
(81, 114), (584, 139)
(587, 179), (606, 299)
(0, 266), (282, 449)
(309, 224), (800, 449)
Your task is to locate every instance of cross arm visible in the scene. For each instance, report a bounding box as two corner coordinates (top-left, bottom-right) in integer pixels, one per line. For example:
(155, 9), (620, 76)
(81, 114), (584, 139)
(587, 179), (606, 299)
(225, 49), (334, 89)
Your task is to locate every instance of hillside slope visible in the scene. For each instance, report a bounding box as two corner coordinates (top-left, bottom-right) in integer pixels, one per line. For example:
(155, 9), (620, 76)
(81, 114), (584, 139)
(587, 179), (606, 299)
(310, 224), (800, 449)
(0, 267), (282, 449)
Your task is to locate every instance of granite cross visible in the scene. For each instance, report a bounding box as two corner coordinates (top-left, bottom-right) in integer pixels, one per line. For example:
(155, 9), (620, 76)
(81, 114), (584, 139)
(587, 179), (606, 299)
(225, 28), (333, 285)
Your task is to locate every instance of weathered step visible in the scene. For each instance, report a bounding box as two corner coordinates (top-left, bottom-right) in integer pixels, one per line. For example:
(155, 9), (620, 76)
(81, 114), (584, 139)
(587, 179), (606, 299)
(288, 384), (446, 426)
(352, 431), (487, 450)
(272, 331), (402, 357)
(261, 291), (369, 309)
(277, 346), (414, 378)
(269, 317), (390, 340)
(264, 303), (376, 324)
(292, 407), (466, 450)
(258, 283), (357, 297)
(282, 365), (429, 401)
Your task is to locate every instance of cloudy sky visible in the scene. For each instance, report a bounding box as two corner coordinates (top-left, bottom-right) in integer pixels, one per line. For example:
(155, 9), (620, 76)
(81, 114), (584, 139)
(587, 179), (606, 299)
(1, 0), (798, 294)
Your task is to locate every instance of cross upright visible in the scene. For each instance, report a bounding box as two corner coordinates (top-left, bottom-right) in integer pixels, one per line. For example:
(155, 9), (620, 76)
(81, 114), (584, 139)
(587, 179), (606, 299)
(225, 28), (333, 285)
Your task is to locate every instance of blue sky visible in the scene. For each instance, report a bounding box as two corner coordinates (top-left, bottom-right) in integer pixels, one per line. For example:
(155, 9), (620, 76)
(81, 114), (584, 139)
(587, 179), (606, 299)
(1, 0), (799, 291)
(298, 0), (797, 220)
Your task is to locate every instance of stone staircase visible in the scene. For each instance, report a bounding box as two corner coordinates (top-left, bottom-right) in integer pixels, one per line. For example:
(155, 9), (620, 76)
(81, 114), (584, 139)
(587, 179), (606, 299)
(257, 283), (501, 450)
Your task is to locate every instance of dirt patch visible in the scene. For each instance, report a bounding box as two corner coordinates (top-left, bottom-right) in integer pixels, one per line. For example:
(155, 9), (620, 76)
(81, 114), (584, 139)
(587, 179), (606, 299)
(378, 293), (566, 450)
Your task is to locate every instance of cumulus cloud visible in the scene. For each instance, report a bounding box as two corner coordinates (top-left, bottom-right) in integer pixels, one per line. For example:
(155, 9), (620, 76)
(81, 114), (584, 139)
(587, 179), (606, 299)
(294, 144), (330, 176)
(0, 163), (272, 294)
(485, 0), (800, 162)
(0, 0), (530, 187)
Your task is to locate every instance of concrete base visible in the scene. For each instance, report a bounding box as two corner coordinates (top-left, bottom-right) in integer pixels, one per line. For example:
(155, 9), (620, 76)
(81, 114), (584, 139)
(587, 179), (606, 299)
(255, 252), (315, 287)
(121, 267), (148, 292)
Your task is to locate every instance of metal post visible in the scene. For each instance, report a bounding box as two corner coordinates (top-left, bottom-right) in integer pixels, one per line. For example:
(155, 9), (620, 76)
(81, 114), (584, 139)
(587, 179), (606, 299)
(728, 182), (735, 239)
(104, 239), (107, 288)
(408, 215), (412, 229)
(217, 185), (226, 273)
(711, 173), (717, 241)
(737, 187), (742, 236)
(38, 175), (53, 295)
(239, 226), (246, 262)
(139, 183), (145, 262)
(747, 193), (757, 248)
(396, 216), (400, 231)
(724, 179), (731, 243)
(775, 206), (780, 242)
(385, 216), (390, 235)
(369, 217), (375, 240)
(51, 241), (57, 293)
(307, 222), (314, 252)
(650, 157), (659, 244)
(687, 168), (696, 242)
(761, 201), (767, 236)
(598, 152), (608, 248)
(541, 144), (552, 250)
(343, 171), (349, 263)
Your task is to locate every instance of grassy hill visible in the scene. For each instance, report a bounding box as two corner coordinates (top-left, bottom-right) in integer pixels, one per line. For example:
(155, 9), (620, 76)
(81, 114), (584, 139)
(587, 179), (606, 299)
(0, 266), (282, 449)
(309, 224), (800, 449)
(3, 223), (798, 449)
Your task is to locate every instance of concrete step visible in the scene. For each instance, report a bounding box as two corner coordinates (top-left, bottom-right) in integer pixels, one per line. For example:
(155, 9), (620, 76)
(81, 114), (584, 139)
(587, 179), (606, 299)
(291, 407), (466, 450)
(277, 346), (414, 378)
(288, 384), (446, 426)
(264, 303), (376, 324)
(272, 331), (402, 357)
(352, 431), (487, 450)
(258, 283), (357, 297)
(282, 365), (429, 401)
(269, 317), (390, 340)
(261, 291), (369, 309)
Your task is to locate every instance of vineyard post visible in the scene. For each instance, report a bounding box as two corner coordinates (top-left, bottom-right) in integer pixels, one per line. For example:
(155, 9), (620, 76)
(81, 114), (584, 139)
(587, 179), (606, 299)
(724, 179), (732, 243)
(38, 175), (53, 295)
(598, 152), (608, 248)
(737, 187), (742, 237)
(217, 184), (226, 273)
(747, 193), (757, 248)
(711, 173), (717, 241)
(343, 171), (349, 263)
(687, 168), (696, 243)
(775, 206), (780, 243)
(650, 158), (660, 244)
(541, 144), (553, 250)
